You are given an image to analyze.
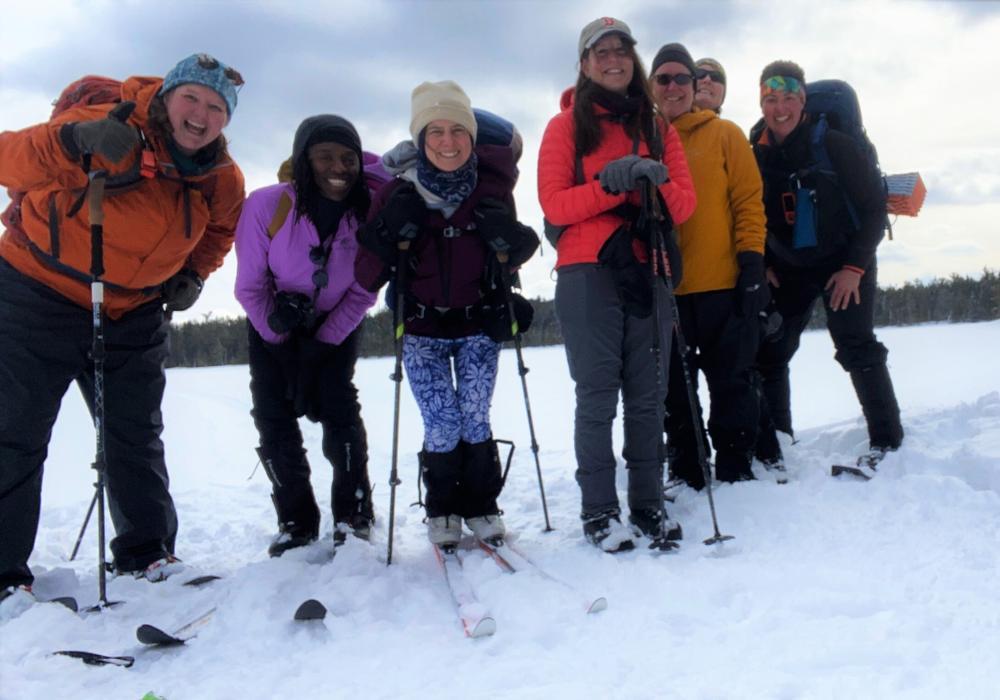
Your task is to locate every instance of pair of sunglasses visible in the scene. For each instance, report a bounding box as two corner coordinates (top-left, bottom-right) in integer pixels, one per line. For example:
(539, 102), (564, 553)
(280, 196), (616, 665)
(695, 68), (725, 84)
(654, 72), (693, 87)
(309, 245), (330, 289)
(195, 53), (245, 87)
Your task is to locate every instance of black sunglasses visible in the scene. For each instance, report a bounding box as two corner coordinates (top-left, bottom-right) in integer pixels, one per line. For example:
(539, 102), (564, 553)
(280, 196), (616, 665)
(195, 53), (245, 87)
(654, 73), (693, 87)
(695, 69), (725, 84)
(309, 245), (330, 289)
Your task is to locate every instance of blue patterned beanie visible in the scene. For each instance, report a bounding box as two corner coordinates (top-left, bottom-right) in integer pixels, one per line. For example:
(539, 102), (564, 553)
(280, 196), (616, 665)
(160, 53), (241, 116)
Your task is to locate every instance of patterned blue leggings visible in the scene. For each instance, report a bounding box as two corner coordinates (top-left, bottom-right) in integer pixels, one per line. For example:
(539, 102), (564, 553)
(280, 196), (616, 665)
(403, 333), (501, 452)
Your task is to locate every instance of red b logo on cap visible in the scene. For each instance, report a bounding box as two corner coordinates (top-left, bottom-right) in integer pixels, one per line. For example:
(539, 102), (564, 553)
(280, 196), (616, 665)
(602, 17), (615, 26)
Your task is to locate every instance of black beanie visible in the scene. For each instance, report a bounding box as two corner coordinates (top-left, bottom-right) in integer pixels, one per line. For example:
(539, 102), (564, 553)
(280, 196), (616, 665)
(651, 43), (696, 77)
(291, 114), (362, 164)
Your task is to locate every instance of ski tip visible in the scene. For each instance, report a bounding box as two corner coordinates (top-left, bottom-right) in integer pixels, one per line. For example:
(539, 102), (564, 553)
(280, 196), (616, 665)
(47, 596), (78, 613)
(53, 649), (135, 668)
(136, 624), (184, 646)
(293, 599), (327, 621)
(468, 616), (496, 638)
(831, 465), (874, 480)
(587, 597), (608, 614)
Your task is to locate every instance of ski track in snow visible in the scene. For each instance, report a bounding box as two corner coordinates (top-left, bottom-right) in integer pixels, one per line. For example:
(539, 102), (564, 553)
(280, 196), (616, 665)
(2, 321), (999, 699)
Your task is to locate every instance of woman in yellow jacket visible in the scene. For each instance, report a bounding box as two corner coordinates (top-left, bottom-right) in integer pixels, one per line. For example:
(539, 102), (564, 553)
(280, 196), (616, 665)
(649, 43), (767, 486)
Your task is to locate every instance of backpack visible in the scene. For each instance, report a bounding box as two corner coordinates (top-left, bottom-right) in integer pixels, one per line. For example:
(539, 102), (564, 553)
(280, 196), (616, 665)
(750, 78), (891, 241)
(0, 76), (143, 234)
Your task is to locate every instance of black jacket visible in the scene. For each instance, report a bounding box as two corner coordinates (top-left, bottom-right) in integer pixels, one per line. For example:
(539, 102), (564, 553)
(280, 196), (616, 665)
(753, 119), (885, 271)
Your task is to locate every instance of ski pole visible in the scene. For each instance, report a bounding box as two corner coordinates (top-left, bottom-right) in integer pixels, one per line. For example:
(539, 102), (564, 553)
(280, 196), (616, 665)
(386, 242), (409, 566)
(644, 181), (733, 546)
(85, 169), (124, 609)
(497, 255), (552, 532)
(68, 489), (98, 561)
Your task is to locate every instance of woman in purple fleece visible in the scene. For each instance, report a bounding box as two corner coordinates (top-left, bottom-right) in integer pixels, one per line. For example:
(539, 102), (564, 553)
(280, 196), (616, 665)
(235, 115), (388, 557)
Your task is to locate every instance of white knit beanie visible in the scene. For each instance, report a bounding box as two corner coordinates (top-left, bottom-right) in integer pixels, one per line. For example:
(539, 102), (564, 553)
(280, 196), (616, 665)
(409, 80), (477, 144)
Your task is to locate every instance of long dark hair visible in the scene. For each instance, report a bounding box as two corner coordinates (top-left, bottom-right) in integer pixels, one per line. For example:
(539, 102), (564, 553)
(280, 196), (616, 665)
(572, 43), (661, 158)
(291, 151), (371, 225)
(147, 93), (229, 163)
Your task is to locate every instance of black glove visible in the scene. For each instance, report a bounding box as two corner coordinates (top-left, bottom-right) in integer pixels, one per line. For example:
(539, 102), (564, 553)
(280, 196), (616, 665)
(359, 183), (425, 263)
(473, 198), (524, 254)
(161, 268), (203, 312)
(267, 291), (316, 335)
(71, 102), (139, 163)
(735, 251), (771, 318)
(599, 155), (669, 194)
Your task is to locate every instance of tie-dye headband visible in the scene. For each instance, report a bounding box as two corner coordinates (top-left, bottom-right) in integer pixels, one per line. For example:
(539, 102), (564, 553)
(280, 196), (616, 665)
(760, 75), (804, 101)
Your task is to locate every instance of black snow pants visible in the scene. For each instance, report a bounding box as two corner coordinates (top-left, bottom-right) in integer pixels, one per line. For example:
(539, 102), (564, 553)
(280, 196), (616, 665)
(0, 260), (176, 588)
(247, 322), (373, 536)
(665, 289), (760, 487)
(755, 261), (903, 455)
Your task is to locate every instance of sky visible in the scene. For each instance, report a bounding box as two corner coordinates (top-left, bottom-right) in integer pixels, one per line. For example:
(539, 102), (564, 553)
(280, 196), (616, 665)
(2, 0), (999, 322)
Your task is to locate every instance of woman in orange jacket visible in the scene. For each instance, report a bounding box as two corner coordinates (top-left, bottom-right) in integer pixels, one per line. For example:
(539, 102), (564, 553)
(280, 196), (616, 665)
(0, 54), (245, 600)
(538, 18), (696, 552)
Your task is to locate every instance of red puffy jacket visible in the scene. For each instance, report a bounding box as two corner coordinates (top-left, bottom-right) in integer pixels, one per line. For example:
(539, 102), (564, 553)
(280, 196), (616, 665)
(537, 87), (696, 268)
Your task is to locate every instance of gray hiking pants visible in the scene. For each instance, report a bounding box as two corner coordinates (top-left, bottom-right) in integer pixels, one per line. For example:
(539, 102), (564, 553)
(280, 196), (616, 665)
(555, 264), (671, 515)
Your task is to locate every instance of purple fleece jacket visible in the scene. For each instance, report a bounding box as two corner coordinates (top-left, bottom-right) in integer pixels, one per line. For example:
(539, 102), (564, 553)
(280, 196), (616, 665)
(234, 151), (389, 345)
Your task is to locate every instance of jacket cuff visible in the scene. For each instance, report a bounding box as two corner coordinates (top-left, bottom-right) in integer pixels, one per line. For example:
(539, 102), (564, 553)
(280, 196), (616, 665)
(736, 251), (765, 268)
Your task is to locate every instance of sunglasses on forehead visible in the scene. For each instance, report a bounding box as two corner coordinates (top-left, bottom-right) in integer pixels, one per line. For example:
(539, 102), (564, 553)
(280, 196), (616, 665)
(654, 73), (693, 87)
(761, 75), (803, 94)
(195, 53), (245, 87)
(695, 68), (725, 84)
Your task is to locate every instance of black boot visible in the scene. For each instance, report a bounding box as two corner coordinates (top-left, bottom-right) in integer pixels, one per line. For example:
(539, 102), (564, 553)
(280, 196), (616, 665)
(581, 509), (635, 553)
(666, 429), (706, 491)
(460, 439), (506, 543)
(257, 445), (320, 557)
(850, 364), (904, 450)
(420, 445), (463, 519)
(629, 507), (683, 546)
(714, 448), (755, 483)
(323, 425), (374, 545)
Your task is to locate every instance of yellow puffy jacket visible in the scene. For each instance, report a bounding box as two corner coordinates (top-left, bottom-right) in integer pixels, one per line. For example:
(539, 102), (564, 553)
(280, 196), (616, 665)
(671, 108), (765, 295)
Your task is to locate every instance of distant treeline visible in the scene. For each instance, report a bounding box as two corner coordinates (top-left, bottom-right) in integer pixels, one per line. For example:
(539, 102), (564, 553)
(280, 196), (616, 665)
(166, 269), (1000, 368)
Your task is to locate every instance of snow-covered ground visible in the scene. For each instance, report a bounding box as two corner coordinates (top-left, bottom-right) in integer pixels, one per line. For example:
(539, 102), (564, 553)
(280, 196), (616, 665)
(2, 321), (999, 699)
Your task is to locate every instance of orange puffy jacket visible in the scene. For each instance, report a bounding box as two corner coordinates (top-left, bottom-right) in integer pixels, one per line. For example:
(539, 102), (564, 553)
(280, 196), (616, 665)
(537, 87), (696, 268)
(0, 76), (245, 318)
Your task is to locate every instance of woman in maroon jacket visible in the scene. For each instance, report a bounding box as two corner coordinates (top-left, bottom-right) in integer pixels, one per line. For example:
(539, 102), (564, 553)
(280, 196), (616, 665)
(355, 81), (538, 548)
(537, 18), (696, 552)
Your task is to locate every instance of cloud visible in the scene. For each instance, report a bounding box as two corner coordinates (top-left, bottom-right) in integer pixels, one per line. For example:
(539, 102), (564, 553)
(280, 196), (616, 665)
(3, 0), (1000, 320)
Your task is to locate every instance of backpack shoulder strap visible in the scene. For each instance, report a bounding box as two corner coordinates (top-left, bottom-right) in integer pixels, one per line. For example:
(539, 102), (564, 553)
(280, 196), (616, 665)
(266, 191), (293, 239)
(809, 115), (862, 231)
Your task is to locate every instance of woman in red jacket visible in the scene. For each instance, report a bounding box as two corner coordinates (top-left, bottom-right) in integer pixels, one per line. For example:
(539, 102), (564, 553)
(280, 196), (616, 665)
(537, 17), (696, 552)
